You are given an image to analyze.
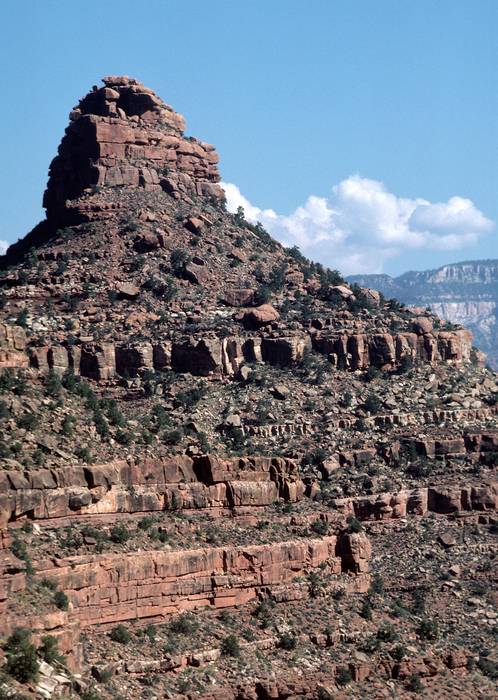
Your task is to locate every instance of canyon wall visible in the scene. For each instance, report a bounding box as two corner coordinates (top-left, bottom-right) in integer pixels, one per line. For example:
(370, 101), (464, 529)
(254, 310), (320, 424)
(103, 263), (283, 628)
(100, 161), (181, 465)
(349, 259), (498, 368)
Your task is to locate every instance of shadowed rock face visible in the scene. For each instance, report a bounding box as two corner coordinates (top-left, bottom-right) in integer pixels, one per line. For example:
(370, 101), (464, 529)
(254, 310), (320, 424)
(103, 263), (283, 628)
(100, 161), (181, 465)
(43, 76), (224, 225)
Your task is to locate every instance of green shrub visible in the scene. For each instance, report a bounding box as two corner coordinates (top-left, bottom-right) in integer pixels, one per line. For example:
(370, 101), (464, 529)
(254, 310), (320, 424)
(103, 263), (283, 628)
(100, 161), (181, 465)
(360, 597), (372, 620)
(17, 413), (38, 430)
(109, 624), (131, 644)
(406, 460), (433, 478)
(223, 424), (245, 450)
(104, 400), (126, 427)
(399, 355), (413, 373)
(196, 431), (211, 453)
(218, 610), (234, 625)
(162, 428), (183, 445)
(75, 446), (93, 464)
(411, 589), (426, 614)
(363, 393), (381, 414)
(253, 284), (271, 305)
(161, 276), (178, 303)
(3, 629), (39, 683)
(11, 537), (29, 560)
(369, 573), (384, 595)
(307, 571), (323, 598)
(390, 644), (407, 661)
(144, 625), (157, 643)
(335, 666), (352, 686)
(53, 590), (69, 611)
(10, 537), (34, 574)
(302, 448), (327, 467)
(39, 635), (64, 664)
(365, 366), (381, 382)
(61, 369), (78, 392)
(39, 577), (57, 591)
(376, 623), (397, 642)
(346, 516), (363, 533)
(360, 634), (380, 654)
(174, 386), (206, 409)
(234, 206), (246, 226)
(151, 403), (171, 430)
(170, 249), (190, 276)
(406, 674), (423, 693)
(93, 410), (109, 438)
(80, 688), (102, 700)
(220, 634), (240, 657)
(45, 370), (62, 397)
(417, 618), (438, 641)
(339, 391), (353, 408)
(278, 632), (297, 650)
(390, 598), (409, 618)
(16, 309), (29, 327)
(253, 599), (275, 629)
(61, 415), (75, 437)
(3, 628), (31, 654)
(31, 448), (44, 466)
(110, 523), (130, 544)
(311, 519), (328, 536)
(149, 527), (169, 543)
(170, 613), (198, 635)
(268, 263), (287, 291)
(115, 429), (133, 445)
(137, 515), (158, 530)
(477, 656), (498, 680)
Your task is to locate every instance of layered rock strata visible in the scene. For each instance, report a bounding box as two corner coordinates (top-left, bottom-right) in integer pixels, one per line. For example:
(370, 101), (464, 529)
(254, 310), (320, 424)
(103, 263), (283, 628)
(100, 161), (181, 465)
(312, 328), (473, 369)
(43, 76), (224, 225)
(1, 534), (371, 628)
(331, 481), (497, 522)
(23, 325), (475, 381)
(0, 455), (303, 528)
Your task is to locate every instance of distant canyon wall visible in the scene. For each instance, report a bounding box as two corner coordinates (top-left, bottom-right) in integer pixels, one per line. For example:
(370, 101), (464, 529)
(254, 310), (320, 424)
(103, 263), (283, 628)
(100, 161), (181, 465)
(349, 259), (498, 369)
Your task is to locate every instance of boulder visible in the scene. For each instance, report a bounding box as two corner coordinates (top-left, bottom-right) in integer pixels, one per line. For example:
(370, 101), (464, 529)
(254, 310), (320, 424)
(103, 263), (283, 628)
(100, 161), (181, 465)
(331, 285), (354, 300)
(184, 261), (209, 285)
(241, 304), (279, 327)
(184, 216), (204, 234)
(272, 384), (290, 400)
(412, 317), (433, 334)
(115, 282), (139, 299)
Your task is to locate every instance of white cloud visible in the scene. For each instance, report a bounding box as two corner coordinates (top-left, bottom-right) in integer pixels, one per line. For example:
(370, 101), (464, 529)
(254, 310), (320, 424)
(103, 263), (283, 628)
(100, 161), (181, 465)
(221, 176), (494, 275)
(0, 240), (9, 255)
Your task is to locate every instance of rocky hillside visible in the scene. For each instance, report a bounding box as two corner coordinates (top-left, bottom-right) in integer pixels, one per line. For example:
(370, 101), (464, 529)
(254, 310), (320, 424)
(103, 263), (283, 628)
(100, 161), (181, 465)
(0, 77), (496, 700)
(349, 260), (498, 369)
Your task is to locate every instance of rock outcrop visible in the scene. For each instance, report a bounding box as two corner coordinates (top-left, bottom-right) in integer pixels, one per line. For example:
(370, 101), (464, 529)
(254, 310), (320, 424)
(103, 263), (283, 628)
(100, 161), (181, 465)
(0, 455), (304, 528)
(312, 328), (473, 369)
(1, 535), (370, 630)
(43, 76), (224, 225)
(349, 259), (498, 368)
(332, 481), (497, 522)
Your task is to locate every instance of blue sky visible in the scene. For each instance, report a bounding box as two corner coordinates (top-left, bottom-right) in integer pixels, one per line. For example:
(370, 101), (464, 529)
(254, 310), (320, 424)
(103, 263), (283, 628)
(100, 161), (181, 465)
(1, 0), (496, 275)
